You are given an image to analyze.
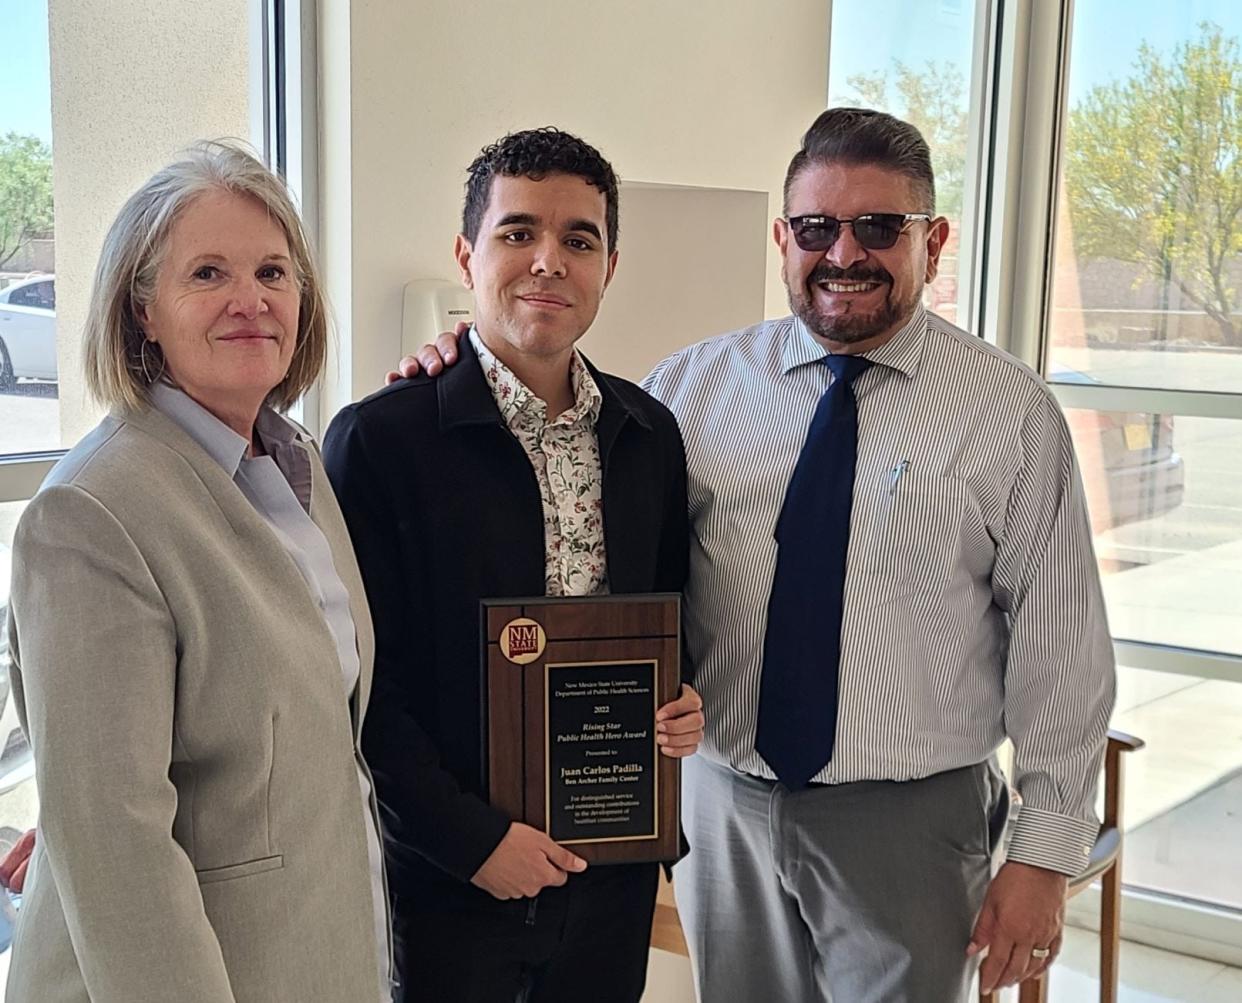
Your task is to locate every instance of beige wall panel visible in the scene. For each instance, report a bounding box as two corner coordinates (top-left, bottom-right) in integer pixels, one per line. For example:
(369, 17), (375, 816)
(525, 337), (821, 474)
(323, 0), (828, 416)
(48, 0), (253, 444)
(583, 183), (769, 384)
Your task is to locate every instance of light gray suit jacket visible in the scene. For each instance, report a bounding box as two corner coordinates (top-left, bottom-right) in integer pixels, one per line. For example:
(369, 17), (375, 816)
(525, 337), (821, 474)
(5, 404), (389, 1002)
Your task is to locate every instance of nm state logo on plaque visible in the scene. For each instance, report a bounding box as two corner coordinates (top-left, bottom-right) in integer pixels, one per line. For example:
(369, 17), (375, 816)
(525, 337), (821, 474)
(500, 617), (546, 665)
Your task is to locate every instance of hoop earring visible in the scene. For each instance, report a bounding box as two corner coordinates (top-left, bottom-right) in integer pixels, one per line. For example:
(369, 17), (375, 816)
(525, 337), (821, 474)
(140, 339), (167, 385)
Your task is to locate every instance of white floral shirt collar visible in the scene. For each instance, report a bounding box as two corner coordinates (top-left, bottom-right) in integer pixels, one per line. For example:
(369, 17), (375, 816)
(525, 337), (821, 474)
(469, 328), (603, 431)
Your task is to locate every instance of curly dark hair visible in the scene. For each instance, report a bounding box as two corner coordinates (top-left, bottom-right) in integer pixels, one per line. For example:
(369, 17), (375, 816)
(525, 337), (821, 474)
(462, 127), (620, 251)
(783, 107), (936, 214)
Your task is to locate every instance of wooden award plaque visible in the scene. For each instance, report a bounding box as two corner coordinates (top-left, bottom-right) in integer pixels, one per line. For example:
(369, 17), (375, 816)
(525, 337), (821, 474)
(481, 594), (681, 864)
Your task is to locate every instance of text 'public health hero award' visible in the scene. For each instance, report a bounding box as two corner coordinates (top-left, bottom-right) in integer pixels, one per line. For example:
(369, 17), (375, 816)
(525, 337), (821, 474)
(481, 594), (681, 864)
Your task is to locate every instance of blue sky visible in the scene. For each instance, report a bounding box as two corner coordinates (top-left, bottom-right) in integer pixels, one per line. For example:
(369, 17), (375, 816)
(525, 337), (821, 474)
(829, 0), (1242, 109)
(0, 0), (52, 144)
(3, 0), (1241, 149)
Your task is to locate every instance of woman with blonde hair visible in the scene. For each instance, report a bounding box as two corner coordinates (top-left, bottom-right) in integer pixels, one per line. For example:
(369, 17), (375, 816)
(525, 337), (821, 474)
(4, 141), (391, 1002)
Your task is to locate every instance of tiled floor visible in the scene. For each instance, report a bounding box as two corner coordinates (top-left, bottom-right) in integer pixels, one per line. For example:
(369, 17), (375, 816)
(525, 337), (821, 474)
(641, 926), (1242, 1002)
(986, 926), (1242, 1002)
(2, 916), (1238, 1000)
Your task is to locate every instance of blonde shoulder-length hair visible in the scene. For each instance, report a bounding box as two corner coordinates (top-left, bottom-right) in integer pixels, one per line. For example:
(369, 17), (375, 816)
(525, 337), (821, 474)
(83, 139), (328, 413)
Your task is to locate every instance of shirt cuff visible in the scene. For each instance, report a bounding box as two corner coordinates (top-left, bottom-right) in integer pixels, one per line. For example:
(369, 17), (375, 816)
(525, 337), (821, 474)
(1005, 803), (1099, 877)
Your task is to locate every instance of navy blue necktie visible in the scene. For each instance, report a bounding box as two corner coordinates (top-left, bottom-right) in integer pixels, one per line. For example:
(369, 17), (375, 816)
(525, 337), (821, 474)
(756, 354), (873, 789)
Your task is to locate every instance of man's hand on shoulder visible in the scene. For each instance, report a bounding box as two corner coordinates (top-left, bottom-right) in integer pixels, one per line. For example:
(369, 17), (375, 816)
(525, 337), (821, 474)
(968, 860), (1068, 994)
(384, 323), (469, 384)
(470, 822), (587, 900)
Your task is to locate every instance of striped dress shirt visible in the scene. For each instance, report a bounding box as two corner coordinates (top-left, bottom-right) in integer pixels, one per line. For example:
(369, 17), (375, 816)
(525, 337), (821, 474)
(642, 307), (1116, 876)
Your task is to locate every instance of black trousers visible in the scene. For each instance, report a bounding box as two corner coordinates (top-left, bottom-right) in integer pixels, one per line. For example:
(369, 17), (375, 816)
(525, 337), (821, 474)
(392, 862), (659, 1003)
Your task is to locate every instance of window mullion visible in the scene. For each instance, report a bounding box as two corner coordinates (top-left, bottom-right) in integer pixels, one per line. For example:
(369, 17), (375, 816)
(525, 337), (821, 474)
(1114, 640), (1242, 685)
(0, 456), (61, 504)
(981, 0), (1072, 367)
(1049, 382), (1242, 421)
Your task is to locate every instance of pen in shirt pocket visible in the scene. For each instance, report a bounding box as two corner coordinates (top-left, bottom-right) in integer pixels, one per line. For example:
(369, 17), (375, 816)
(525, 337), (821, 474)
(889, 459), (911, 495)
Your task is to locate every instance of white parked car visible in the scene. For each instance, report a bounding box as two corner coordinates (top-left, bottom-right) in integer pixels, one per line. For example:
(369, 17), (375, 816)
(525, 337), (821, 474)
(0, 275), (57, 388)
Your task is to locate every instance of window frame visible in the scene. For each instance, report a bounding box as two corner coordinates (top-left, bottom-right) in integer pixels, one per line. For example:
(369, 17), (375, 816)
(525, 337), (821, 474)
(261, 0), (322, 435)
(0, 457), (57, 505)
(989, 0), (1242, 960)
(0, 0), (299, 506)
(1001, 0), (1242, 675)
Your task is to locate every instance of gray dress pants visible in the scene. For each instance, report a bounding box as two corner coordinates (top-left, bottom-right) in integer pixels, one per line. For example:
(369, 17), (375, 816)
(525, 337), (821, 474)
(675, 756), (1009, 1003)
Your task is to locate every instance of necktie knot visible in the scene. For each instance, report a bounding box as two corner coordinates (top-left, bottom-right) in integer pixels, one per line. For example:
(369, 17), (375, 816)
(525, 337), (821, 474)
(823, 353), (873, 385)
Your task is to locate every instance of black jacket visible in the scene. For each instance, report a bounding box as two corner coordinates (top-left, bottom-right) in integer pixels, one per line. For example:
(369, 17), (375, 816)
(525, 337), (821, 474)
(322, 338), (689, 897)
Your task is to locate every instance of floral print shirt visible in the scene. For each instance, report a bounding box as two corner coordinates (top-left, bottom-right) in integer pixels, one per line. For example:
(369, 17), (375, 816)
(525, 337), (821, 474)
(470, 329), (608, 597)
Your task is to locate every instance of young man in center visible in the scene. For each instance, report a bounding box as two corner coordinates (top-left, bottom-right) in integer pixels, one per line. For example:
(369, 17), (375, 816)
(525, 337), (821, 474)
(322, 129), (703, 1003)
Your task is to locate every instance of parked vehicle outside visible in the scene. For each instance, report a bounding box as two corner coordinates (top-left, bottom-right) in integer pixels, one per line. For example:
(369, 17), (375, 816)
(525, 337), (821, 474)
(1053, 363), (1185, 532)
(0, 276), (57, 389)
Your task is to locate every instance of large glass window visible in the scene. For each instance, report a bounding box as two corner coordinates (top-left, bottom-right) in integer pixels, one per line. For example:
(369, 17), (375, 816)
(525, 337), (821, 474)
(1045, 0), (1242, 937)
(0, 2), (57, 455)
(0, 499), (33, 984)
(1063, 410), (1242, 657)
(1113, 664), (1242, 914)
(0, 6), (57, 959)
(0, 500), (36, 837)
(828, 0), (984, 328)
(1047, 4), (1242, 393)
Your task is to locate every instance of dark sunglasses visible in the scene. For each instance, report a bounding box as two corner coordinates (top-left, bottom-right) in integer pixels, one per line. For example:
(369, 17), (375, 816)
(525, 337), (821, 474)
(785, 212), (931, 252)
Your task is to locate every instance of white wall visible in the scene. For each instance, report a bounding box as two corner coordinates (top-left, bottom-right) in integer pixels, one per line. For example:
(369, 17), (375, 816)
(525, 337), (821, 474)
(318, 0), (829, 420)
(583, 182), (770, 384)
(48, 0), (254, 444)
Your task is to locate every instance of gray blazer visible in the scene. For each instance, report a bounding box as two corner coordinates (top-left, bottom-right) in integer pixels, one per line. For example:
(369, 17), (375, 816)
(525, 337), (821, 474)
(4, 404), (388, 1002)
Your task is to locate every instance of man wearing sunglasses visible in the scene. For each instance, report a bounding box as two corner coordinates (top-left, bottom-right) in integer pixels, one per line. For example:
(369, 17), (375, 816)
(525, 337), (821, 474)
(641, 107), (1113, 1003)
(397, 107), (1113, 1002)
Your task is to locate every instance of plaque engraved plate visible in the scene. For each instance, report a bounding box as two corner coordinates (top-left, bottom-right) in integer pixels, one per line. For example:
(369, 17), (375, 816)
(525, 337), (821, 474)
(546, 660), (658, 844)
